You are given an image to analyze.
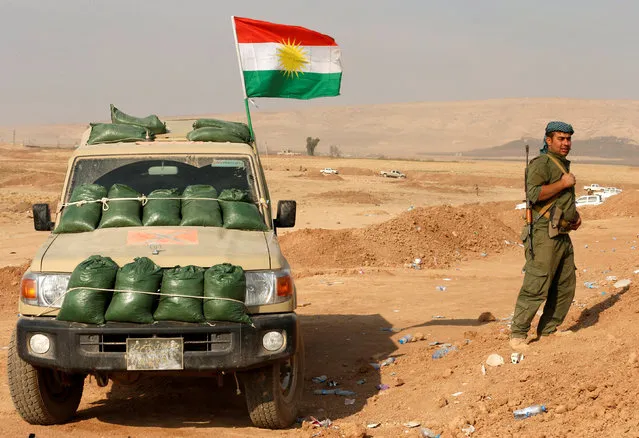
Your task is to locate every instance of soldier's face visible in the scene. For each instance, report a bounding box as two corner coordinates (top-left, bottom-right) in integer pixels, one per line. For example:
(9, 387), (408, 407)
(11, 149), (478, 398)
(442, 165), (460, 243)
(546, 132), (572, 157)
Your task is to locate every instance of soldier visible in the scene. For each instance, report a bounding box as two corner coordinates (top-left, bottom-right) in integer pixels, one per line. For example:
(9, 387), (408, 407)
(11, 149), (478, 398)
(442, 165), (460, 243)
(509, 121), (581, 350)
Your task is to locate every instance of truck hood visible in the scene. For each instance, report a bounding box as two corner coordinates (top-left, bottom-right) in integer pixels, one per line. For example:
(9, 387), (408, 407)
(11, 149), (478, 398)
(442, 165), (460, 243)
(35, 227), (272, 272)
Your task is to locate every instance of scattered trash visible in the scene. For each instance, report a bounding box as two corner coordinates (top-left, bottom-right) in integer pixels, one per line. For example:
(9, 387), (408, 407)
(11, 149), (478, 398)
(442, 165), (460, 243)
(461, 424), (476, 436)
(399, 334), (413, 344)
(634, 269), (639, 274)
(407, 206), (415, 211)
(381, 327), (402, 333)
(298, 302), (312, 307)
(480, 252), (487, 257)
(327, 380), (339, 387)
(367, 423), (381, 429)
(312, 375), (328, 384)
(420, 428), (441, 438)
(313, 389), (356, 396)
(606, 275), (617, 281)
(376, 384), (390, 391)
(370, 363), (381, 370)
(404, 421), (421, 428)
(486, 353), (505, 367)
(381, 357), (396, 367)
(614, 279), (631, 289)
(432, 315), (446, 319)
(504, 240), (511, 245)
(435, 285), (447, 291)
(511, 352), (524, 364)
(451, 391), (463, 397)
(443, 278), (452, 281)
(344, 398), (355, 405)
(513, 404), (547, 420)
(601, 291), (607, 296)
(356, 379), (366, 385)
(481, 364), (486, 375)
(584, 244), (588, 248)
(432, 346), (457, 359)
(307, 416), (333, 428)
(584, 281), (598, 289)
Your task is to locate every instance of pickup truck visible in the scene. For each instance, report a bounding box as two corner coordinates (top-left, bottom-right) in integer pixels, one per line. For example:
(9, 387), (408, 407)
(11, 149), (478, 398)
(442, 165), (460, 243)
(9, 118), (303, 429)
(320, 167), (339, 175)
(380, 170), (406, 178)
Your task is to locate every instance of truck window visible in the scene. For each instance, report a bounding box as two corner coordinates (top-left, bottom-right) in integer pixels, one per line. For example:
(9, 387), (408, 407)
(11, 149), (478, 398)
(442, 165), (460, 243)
(67, 156), (257, 202)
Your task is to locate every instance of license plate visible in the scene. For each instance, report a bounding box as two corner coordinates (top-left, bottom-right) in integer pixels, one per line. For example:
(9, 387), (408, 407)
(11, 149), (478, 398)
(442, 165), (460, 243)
(126, 338), (184, 371)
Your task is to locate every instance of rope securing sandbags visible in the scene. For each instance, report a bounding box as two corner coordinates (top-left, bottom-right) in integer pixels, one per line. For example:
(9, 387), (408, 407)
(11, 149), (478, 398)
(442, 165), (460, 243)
(98, 184), (143, 228)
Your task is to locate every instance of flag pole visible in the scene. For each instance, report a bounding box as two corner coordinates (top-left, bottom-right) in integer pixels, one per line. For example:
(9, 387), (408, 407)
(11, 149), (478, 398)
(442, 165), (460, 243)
(231, 16), (256, 148)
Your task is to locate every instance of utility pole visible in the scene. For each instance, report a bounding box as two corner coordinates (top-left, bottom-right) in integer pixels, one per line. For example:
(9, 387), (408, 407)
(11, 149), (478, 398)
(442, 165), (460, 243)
(12, 129), (16, 146)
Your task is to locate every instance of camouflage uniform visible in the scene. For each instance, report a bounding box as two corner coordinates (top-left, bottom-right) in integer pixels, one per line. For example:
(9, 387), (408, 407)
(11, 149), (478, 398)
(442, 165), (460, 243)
(510, 151), (577, 338)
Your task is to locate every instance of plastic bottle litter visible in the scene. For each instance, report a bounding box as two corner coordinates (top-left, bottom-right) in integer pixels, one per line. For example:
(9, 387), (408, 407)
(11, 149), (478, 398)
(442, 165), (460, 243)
(399, 334), (413, 344)
(376, 384), (390, 391)
(432, 346), (457, 359)
(461, 424), (476, 436)
(314, 389), (356, 396)
(584, 281), (598, 289)
(381, 357), (396, 366)
(335, 389), (356, 396)
(420, 428), (441, 438)
(513, 404), (547, 419)
(606, 275), (617, 281)
(312, 375), (328, 383)
(344, 398), (355, 405)
(435, 286), (447, 291)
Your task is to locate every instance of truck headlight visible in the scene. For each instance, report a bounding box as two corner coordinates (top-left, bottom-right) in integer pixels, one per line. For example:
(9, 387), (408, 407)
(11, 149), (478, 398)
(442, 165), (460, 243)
(21, 272), (70, 308)
(245, 270), (294, 306)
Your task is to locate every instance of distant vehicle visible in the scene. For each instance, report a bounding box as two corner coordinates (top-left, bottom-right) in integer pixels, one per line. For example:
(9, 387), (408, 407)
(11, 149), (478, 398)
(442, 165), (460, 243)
(576, 194), (604, 207)
(320, 167), (339, 175)
(583, 183), (604, 192)
(380, 170), (406, 178)
(600, 187), (622, 199)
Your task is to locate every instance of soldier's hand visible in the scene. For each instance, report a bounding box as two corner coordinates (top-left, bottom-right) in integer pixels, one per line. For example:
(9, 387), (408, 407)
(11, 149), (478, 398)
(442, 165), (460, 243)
(561, 173), (576, 188)
(570, 215), (582, 230)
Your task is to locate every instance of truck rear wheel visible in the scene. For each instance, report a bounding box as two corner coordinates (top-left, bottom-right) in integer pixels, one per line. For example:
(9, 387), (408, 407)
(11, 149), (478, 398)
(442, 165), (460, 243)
(242, 335), (304, 429)
(7, 330), (84, 425)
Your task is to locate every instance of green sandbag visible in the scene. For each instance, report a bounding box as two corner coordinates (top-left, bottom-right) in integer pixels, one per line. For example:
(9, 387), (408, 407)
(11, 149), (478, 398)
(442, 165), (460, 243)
(153, 266), (205, 323)
(218, 188), (251, 202)
(57, 255), (119, 324)
(98, 184), (143, 228)
(87, 123), (149, 145)
(192, 119), (252, 142)
(110, 104), (166, 135)
(180, 185), (222, 227)
(186, 127), (247, 144)
(54, 184), (107, 233)
(220, 201), (268, 231)
(203, 264), (252, 325)
(142, 188), (181, 226)
(105, 257), (163, 324)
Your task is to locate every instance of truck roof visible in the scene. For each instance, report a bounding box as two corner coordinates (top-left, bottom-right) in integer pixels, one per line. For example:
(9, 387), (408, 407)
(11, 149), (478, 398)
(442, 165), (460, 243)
(75, 119), (255, 158)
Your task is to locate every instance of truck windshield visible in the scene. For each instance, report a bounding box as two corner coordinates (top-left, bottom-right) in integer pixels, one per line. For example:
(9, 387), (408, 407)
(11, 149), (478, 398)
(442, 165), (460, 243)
(66, 155), (257, 202)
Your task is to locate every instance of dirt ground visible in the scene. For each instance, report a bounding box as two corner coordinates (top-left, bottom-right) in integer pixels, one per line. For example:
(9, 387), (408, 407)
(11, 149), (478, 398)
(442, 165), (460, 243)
(0, 145), (637, 437)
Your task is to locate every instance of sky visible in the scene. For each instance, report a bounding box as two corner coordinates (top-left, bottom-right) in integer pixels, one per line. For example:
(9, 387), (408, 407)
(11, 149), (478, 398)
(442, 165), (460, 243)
(1, 0), (639, 125)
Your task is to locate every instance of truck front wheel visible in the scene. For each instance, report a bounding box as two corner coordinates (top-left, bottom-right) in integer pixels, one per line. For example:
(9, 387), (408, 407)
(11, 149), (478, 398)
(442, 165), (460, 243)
(7, 331), (84, 425)
(242, 336), (304, 429)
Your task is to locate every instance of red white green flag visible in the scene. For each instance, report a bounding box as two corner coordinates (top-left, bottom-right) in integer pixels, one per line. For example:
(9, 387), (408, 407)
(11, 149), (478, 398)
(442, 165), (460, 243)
(232, 16), (342, 99)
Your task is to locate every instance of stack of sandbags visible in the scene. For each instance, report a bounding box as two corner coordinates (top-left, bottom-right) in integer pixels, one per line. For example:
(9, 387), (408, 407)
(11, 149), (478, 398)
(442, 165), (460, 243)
(54, 184), (107, 233)
(219, 189), (268, 231)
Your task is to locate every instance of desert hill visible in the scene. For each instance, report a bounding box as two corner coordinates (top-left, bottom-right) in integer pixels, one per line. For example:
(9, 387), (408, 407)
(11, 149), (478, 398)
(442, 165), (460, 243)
(3, 98), (639, 162)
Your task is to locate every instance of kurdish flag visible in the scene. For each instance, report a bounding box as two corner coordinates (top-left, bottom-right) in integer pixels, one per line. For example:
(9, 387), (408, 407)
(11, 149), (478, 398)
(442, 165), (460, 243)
(232, 16), (342, 99)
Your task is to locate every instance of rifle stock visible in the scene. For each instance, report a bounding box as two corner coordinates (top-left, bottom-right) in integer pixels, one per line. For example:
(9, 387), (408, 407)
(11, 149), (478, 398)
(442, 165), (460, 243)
(525, 144), (534, 259)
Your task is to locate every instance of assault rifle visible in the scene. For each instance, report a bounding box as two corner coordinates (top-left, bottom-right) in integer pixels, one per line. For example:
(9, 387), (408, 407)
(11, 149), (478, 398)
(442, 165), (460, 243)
(525, 144), (534, 259)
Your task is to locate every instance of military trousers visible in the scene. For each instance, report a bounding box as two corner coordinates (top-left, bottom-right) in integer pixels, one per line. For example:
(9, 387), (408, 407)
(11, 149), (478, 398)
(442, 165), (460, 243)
(511, 223), (576, 338)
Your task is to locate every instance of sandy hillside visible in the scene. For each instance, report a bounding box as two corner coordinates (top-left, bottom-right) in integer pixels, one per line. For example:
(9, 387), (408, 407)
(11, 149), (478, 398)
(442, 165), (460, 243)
(0, 145), (637, 437)
(5, 98), (639, 157)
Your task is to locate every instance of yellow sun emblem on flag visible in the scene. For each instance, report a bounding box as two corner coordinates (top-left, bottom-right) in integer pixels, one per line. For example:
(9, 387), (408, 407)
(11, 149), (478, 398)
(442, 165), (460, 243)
(277, 39), (309, 78)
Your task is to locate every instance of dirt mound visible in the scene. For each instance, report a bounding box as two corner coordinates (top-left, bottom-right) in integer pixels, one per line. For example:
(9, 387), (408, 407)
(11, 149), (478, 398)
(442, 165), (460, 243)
(337, 167), (377, 176)
(580, 190), (639, 220)
(314, 190), (384, 205)
(291, 172), (344, 181)
(280, 204), (518, 269)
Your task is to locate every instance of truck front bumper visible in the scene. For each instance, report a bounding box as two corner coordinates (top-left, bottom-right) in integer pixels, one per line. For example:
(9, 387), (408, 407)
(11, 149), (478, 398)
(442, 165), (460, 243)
(16, 314), (298, 373)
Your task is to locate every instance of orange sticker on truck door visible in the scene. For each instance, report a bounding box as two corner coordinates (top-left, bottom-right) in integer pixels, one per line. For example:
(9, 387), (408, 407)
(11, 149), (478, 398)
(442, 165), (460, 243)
(127, 229), (199, 245)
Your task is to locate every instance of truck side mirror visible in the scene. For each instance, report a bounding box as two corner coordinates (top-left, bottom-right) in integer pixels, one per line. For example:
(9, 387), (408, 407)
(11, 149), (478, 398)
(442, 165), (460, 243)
(33, 204), (54, 231)
(273, 200), (296, 229)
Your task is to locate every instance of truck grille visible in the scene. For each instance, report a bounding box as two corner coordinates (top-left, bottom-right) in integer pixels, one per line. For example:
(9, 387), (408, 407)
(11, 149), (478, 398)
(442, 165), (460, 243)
(79, 333), (232, 353)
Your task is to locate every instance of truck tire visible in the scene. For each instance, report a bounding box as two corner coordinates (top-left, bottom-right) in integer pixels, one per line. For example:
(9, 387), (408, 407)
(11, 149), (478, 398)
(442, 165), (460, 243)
(7, 330), (85, 425)
(242, 335), (305, 429)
